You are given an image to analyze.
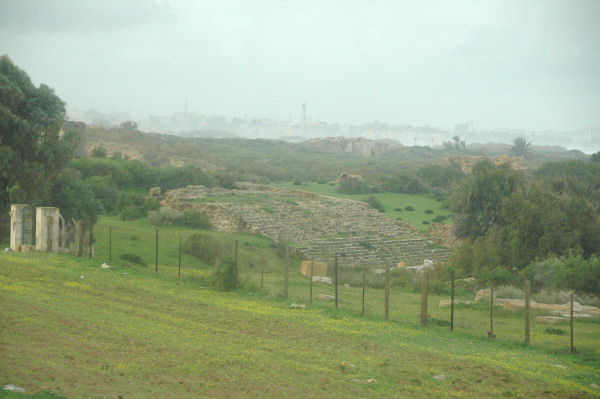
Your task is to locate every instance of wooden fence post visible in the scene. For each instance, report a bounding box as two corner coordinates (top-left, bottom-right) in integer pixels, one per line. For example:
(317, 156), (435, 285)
(362, 264), (366, 317)
(178, 236), (182, 279)
(450, 269), (455, 332)
(108, 225), (112, 262)
(488, 282), (495, 338)
(309, 257), (313, 305)
(420, 271), (428, 327)
(284, 245), (289, 300)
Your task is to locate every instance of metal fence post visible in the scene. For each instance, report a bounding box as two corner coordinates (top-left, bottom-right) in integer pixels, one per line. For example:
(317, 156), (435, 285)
(108, 225), (112, 262)
(362, 264), (366, 317)
(234, 240), (238, 289)
(284, 245), (289, 300)
(334, 254), (338, 308)
(155, 229), (158, 273)
(488, 281), (495, 338)
(385, 263), (390, 320)
(420, 271), (428, 327)
(570, 292), (575, 353)
(178, 236), (182, 279)
(309, 257), (313, 305)
(450, 269), (455, 332)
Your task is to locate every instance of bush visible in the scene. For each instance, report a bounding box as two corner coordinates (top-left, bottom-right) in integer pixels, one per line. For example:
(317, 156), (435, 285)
(432, 215), (448, 223)
(211, 256), (237, 291)
(338, 174), (370, 194)
(364, 196), (385, 212)
(116, 192), (158, 220)
(494, 285), (525, 299)
(394, 207), (403, 212)
(119, 253), (145, 266)
(92, 146), (107, 157)
(293, 180), (302, 185)
(425, 209), (434, 214)
(85, 176), (119, 214)
(544, 327), (567, 335)
(422, 220), (430, 225)
(182, 233), (224, 266)
(404, 205), (415, 211)
(524, 254), (600, 294)
(148, 208), (211, 230)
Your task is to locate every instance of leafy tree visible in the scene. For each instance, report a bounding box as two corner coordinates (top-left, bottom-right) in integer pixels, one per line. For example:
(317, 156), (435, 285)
(511, 137), (531, 157)
(443, 135), (466, 151)
(451, 161), (523, 240)
(591, 151), (600, 163)
(0, 55), (73, 240)
(120, 120), (139, 132)
(50, 168), (100, 225)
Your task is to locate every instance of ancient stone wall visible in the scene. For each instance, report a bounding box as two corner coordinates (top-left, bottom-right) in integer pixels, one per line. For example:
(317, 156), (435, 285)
(428, 223), (456, 247)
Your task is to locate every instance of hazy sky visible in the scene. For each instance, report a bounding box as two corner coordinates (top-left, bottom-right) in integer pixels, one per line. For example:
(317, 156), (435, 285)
(1, 0), (599, 130)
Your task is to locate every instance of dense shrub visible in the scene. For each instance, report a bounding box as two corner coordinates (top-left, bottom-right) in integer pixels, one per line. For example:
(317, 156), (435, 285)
(416, 164), (464, 190)
(148, 208), (211, 229)
(380, 173), (426, 194)
(211, 256), (237, 291)
(85, 176), (119, 214)
(92, 146), (107, 157)
(338, 174), (370, 194)
(364, 196), (385, 212)
(116, 192), (158, 220)
(182, 233), (224, 266)
(424, 209), (434, 214)
(524, 254), (600, 294)
(404, 205), (414, 211)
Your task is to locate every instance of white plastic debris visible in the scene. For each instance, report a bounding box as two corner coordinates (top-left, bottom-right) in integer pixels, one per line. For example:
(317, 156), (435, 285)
(100, 263), (111, 269)
(3, 385), (25, 393)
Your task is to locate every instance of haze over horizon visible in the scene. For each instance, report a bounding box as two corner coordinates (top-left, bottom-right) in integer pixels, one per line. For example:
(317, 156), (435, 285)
(1, 0), (599, 132)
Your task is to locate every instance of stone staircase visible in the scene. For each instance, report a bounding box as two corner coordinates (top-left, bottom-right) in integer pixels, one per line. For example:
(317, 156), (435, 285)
(163, 184), (451, 268)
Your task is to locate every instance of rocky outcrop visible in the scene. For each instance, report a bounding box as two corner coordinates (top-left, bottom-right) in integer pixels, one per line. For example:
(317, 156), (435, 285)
(428, 223), (456, 247)
(440, 154), (525, 174)
(302, 137), (403, 157)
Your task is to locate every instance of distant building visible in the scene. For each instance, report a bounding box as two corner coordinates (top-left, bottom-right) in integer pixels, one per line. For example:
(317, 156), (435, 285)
(62, 120), (86, 157)
(454, 121), (474, 133)
(585, 126), (600, 141)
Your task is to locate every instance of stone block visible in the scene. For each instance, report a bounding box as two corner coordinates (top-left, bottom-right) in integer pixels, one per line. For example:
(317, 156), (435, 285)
(300, 260), (327, 276)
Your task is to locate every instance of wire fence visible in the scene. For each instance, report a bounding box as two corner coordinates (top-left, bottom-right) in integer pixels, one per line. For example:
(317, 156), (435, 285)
(95, 225), (579, 353)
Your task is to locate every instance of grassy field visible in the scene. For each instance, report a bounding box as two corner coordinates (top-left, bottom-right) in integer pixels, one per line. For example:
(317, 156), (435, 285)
(274, 181), (452, 231)
(1, 216), (599, 398)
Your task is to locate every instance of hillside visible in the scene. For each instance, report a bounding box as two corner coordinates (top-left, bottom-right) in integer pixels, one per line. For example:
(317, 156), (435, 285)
(1, 216), (599, 398)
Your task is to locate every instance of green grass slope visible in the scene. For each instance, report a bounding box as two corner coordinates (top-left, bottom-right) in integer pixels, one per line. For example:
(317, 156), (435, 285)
(1, 217), (599, 398)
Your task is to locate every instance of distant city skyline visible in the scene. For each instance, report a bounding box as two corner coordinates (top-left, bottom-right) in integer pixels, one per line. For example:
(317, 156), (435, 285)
(1, 1), (599, 131)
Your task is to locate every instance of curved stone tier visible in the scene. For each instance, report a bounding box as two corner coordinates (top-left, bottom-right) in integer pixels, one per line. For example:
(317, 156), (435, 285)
(162, 184), (450, 267)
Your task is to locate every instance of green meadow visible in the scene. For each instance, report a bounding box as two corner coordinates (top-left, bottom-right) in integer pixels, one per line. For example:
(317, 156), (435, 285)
(1, 216), (599, 398)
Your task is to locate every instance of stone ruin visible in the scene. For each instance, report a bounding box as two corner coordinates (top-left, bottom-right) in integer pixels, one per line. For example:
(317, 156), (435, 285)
(9, 204), (93, 256)
(161, 184), (451, 270)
